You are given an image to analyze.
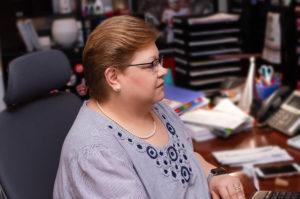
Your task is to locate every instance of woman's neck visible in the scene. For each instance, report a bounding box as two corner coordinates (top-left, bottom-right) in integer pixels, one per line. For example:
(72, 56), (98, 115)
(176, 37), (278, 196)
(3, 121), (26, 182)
(90, 97), (153, 123)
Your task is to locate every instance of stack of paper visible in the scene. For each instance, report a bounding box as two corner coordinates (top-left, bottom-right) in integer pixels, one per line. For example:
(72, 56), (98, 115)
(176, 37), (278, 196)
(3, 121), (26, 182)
(185, 123), (216, 142)
(213, 146), (293, 167)
(180, 98), (253, 132)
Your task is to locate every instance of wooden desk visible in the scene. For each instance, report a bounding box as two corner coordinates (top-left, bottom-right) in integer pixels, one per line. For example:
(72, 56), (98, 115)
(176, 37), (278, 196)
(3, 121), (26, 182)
(193, 126), (300, 198)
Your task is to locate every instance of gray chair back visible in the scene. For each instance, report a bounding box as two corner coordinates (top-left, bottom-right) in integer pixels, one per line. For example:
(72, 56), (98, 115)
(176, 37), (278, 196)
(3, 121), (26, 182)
(0, 50), (82, 199)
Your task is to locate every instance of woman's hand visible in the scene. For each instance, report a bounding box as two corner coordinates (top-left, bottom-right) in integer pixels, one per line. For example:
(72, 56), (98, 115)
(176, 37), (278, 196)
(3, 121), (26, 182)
(208, 174), (245, 199)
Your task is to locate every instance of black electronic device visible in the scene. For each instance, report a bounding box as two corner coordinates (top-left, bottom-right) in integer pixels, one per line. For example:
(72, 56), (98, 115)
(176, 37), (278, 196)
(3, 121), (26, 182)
(256, 86), (291, 124)
(267, 90), (300, 136)
(252, 191), (300, 199)
(254, 163), (300, 178)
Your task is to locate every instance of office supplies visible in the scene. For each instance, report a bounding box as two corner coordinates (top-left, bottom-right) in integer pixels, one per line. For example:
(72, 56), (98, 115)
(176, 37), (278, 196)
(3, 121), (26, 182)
(212, 146), (293, 166)
(267, 90), (300, 136)
(180, 98), (253, 137)
(259, 65), (274, 85)
(239, 56), (255, 113)
(254, 163), (300, 178)
(181, 108), (245, 130)
(287, 134), (300, 149)
(256, 86), (290, 123)
(243, 164), (260, 191)
(256, 79), (280, 101)
(184, 123), (216, 142)
(251, 191), (300, 199)
(174, 96), (209, 115)
(173, 13), (242, 92)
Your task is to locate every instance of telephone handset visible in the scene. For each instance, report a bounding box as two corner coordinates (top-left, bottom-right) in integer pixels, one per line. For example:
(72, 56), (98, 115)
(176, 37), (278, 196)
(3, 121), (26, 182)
(256, 86), (291, 124)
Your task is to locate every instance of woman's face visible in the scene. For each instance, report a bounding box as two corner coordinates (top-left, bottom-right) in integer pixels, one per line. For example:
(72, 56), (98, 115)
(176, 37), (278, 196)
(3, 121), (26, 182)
(119, 42), (168, 104)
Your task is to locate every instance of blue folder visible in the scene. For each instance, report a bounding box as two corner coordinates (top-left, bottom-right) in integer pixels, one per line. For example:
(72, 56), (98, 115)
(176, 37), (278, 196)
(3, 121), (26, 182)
(164, 84), (204, 103)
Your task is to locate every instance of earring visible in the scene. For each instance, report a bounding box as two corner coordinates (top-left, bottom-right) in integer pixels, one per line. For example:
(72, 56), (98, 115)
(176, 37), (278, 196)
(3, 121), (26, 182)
(115, 87), (121, 92)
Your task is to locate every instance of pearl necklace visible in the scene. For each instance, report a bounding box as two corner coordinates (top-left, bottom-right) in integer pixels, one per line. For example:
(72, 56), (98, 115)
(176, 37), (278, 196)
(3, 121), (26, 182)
(96, 101), (157, 139)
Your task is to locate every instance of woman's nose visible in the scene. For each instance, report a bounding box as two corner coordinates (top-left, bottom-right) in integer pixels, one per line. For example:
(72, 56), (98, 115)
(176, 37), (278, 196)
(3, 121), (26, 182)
(157, 64), (168, 77)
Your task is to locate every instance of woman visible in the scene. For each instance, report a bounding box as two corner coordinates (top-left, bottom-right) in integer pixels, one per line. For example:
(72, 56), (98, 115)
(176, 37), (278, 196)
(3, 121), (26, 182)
(53, 15), (245, 199)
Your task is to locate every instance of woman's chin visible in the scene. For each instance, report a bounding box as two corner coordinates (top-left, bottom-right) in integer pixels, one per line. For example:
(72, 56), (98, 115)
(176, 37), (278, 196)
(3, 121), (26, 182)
(154, 91), (165, 102)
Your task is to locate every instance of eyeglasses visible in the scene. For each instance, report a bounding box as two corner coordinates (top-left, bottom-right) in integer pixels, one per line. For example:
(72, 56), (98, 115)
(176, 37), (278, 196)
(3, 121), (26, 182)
(127, 56), (164, 72)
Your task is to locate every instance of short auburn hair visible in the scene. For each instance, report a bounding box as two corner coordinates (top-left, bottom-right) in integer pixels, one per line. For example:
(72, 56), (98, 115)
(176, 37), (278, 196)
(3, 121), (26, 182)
(83, 15), (158, 102)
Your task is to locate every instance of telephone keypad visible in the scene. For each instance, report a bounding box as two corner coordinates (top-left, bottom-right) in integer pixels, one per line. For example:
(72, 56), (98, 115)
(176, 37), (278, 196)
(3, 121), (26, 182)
(267, 109), (299, 136)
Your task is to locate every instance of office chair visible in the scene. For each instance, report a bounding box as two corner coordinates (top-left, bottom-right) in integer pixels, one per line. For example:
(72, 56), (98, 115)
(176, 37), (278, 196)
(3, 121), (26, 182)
(0, 50), (82, 199)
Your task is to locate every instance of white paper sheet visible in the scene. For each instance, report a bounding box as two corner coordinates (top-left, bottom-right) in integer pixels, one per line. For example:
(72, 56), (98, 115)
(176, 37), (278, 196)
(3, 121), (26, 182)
(185, 123), (216, 142)
(213, 146), (293, 166)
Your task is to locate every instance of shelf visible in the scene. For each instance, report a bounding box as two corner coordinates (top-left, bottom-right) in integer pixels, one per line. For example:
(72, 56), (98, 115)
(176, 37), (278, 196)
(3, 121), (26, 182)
(173, 13), (243, 91)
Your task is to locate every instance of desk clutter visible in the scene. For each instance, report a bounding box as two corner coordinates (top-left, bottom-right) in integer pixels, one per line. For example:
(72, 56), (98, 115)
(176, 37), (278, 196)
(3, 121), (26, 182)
(180, 98), (253, 139)
(256, 65), (281, 101)
(212, 146), (293, 167)
(164, 84), (254, 140)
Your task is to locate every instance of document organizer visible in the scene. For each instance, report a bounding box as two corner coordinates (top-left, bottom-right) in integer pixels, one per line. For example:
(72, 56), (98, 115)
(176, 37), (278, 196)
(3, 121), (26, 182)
(173, 13), (243, 94)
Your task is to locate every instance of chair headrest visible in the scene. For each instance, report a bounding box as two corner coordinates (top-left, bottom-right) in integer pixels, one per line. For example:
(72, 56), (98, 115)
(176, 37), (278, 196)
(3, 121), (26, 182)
(4, 50), (72, 106)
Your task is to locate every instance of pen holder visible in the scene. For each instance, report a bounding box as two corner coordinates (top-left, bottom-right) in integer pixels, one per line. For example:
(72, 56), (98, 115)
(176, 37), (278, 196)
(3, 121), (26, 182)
(256, 82), (280, 101)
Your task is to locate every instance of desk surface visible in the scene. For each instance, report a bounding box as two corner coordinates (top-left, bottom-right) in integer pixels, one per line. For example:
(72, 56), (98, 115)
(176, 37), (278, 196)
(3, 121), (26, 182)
(193, 126), (300, 198)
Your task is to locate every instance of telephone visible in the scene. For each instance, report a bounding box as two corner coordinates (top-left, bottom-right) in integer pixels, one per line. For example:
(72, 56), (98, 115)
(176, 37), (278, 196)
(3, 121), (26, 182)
(257, 87), (300, 136)
(256, 86), (291, 123)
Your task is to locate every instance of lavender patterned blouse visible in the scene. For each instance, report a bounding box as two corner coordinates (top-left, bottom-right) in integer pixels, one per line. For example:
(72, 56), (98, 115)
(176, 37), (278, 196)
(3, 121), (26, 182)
(53, 101), (211, 199)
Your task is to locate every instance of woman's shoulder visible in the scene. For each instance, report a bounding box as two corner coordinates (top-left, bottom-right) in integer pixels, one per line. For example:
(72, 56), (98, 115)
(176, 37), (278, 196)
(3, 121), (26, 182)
(60, 103), (128, 163)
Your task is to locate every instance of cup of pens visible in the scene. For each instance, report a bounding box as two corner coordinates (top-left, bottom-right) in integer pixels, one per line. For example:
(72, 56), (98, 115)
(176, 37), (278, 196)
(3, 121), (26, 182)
(256, 65), (280, 101)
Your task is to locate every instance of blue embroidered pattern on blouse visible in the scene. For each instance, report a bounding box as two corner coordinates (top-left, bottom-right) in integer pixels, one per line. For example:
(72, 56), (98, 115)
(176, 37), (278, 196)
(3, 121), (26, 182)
(107, 109), (193, 187)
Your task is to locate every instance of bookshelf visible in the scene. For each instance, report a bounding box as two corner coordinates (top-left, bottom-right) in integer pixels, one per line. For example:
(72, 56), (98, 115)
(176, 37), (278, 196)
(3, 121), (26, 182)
(172, 13), (243, 94)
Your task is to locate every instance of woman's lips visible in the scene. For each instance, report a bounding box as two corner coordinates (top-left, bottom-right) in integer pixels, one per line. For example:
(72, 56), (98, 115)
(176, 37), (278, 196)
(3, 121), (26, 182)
(157, 82), (164, 88)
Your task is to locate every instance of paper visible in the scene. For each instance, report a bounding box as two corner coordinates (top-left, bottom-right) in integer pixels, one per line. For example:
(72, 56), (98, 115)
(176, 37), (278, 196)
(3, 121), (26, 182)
(214, 98), (250, 120)
(180, 98), (253, 130)
(238, 57), (255, 113)
(213, 146), (293, 166)
(185, 123), (216, 142)
(180, 109), (246, 130)
(242, 164), (260, 191)
(187, 13), (240, 25)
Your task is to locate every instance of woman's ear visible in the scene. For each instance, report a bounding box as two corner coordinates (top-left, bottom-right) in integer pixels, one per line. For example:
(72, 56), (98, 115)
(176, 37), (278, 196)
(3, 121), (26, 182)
(104, 67), (121, 92)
